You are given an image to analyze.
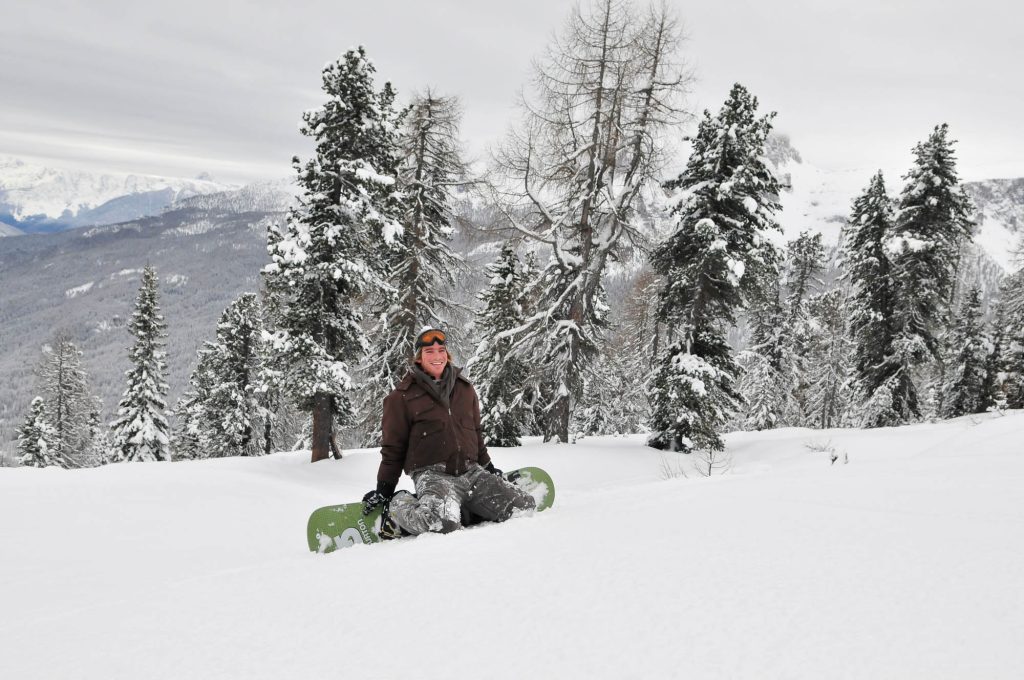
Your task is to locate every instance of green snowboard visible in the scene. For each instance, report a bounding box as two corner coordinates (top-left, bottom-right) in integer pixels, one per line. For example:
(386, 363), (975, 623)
(307, 466), (555, 554)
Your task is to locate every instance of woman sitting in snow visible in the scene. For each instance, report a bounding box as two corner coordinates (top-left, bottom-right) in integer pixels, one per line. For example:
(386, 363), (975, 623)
(361, 328), (535, 537)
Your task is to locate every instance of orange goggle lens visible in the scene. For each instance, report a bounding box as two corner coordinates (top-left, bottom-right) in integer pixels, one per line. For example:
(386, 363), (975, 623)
(416, 330), (447, 348)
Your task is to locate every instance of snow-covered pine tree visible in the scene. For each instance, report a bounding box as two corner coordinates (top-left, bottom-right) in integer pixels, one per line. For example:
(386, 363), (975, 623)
(805, 289), (854, 428)
(109, 266), (171, 462)
(856, 374), (903, 429)
(940, 285), (989, 417)
(783, 231), (825, 424)
(648, 328), (743, 451)
(739, 269), (790, 430)
(888, 124), (974, 419)
(491, 0), (689, 442)
(254, 344), (304, 457)
(358, 91), (466, 445)
(17, 397), (58, 467)
(578, 267), (661, 437)
(513, 250), (552, 436)
(843, 171), (905, 427)
(177, 295), (273, 458)
(208, 294), (268, 457)
(648, 83), (782, 451)
(84, 403), (111, 466)
(468, 241), (533, 447)
(173, 346), (212, 462)
(35, 333), (96, 466)
(262, 47), (403, 463)
(995, 266), (1024, 408)
(738, 350), (788, 431)
(217, 294), (268, 456)
(173, 344), (216, 461)
(785, 232), (826, 316)
(978, 308), (1003, 413)
(577, 348), (648, 437)
(256, 283), (315, 456)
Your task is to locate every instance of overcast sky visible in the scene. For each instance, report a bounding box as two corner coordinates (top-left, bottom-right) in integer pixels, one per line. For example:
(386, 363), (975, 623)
(2, 0), (1021, 185)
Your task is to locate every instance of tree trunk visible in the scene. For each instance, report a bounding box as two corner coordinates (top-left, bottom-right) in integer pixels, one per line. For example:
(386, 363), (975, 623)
(310, 393), (333, 462)
(552, 393), (571, 443)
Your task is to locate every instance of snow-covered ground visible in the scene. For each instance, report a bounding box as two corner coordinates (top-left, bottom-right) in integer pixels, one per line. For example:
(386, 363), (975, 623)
(3, 413), (1023, 679)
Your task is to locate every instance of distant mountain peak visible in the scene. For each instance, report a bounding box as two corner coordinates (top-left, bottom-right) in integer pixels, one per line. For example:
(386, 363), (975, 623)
(764, 133), (803, 170)
(0, 156), (237, 233)
(170, 178), (297, 214)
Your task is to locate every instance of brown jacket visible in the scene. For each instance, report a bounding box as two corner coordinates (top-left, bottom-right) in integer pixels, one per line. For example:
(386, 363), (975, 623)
(376, 366), (492, 488)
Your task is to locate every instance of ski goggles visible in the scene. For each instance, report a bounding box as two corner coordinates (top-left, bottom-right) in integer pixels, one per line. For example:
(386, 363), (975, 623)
(415, 329), (447, 349)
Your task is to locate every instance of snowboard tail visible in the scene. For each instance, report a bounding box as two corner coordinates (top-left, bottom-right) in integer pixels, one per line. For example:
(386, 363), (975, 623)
(306, 466), (555, 554)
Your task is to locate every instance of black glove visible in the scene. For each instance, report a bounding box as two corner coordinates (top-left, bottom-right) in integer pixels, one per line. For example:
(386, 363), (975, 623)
(362, 480), (396, 515)
(484, 461), (502, 476)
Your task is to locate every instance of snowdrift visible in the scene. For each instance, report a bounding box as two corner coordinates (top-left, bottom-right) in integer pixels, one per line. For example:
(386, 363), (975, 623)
(2, 412), (1023, 679)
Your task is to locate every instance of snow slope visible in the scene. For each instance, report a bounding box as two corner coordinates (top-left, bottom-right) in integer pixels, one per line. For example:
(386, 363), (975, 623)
(2, 413), (1023, 679)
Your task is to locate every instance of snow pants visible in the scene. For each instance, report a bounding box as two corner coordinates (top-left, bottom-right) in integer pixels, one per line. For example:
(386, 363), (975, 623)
(388, 463), (536, 535)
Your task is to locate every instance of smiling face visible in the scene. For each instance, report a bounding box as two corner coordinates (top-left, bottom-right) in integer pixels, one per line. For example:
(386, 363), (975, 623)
(417, 342), (448, 380)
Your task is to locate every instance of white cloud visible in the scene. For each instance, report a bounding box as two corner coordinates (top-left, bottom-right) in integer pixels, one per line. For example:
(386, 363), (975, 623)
(1, 0), (1022, 183)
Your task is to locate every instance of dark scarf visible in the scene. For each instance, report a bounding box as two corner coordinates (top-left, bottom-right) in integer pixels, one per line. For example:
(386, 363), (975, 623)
(411, 363), (457, 408)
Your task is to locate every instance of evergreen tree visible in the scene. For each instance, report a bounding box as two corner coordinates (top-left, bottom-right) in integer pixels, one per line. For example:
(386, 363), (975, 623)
(84, 403), (111, 466)
(648, 329), (744, 451)
(843, 171), (905, 426)
(979, 309), (1003, 413)
(785, 232), (826, 317)
(888, 124), (974, 418)
(262, 47), (403, 462)
(738, 350), (788, 431)
(17, 397), (58, 467)
(468, 242), (532, 447)
(998, 267), (1024, 408)
(940, 286), (988, 417)
(257, 283), (313, 457)
(255, 346), (304, 457)
(36, 333), (96, 465)
(109, 266), (171, 462)
(783, 232), (825, 423)
(577, 350), (647, 437)
(805, 289), (854, 428)
(739, 268), (791, 430)
(359, 91), (465, 445)
(856, 374), (903, 429)
(210, 294), (267, 456)
(648, 83), (782, 451)
(176, 294), (270, 458)
(174, 344), (217, 460)
(579, 267), (661, 437)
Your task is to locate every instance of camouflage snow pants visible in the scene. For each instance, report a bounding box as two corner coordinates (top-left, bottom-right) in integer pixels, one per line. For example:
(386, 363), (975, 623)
(388, 463), (536, 535)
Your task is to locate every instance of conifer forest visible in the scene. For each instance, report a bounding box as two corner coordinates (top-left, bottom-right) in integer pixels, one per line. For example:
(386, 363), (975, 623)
(10, 0), (1024, 468)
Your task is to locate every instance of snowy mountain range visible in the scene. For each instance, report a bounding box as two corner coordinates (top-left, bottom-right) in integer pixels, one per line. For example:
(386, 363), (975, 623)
(3, 143), (1022, 270)
(0, 156), (236, 234)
